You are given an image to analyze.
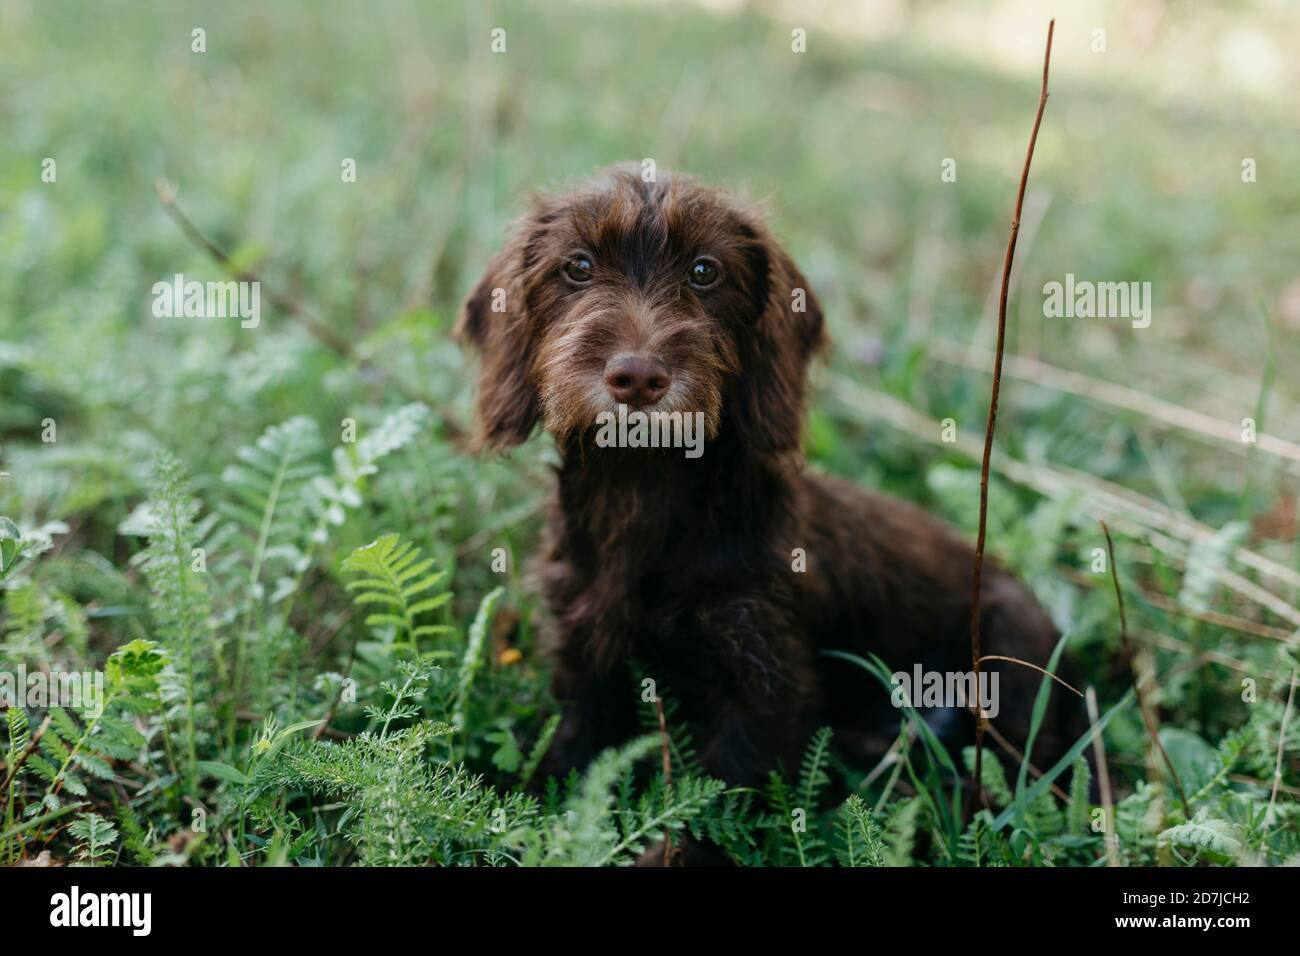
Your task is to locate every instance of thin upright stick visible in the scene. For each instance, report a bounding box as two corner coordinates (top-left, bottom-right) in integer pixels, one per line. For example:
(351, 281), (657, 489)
(1266, 669), (1298, 826)
(1086, 687), (1121, 866)
(971, 19), (1055, 807)
(1101, 521), (1190, 811)
(654, 695), (677, 866)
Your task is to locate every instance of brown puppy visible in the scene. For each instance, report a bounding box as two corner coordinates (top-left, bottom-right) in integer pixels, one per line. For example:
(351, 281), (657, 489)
(457, 165), (1081, 793)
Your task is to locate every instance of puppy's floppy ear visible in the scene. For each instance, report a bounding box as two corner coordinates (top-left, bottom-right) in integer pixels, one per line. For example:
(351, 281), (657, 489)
(455, 240), (541, 451)
(731, 221), (827, 455)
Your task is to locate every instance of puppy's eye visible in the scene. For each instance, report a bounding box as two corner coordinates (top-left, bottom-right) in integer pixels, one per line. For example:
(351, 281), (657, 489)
(688, 257), (720, 288)
(563, 254), (594, 283)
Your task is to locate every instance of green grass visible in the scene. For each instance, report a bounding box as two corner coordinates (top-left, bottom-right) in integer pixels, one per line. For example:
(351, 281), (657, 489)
(1, 0), (1298, 866)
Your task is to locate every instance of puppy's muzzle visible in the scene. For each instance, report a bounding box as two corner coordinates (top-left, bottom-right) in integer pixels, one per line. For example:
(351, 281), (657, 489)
(604, 353), (671, 407)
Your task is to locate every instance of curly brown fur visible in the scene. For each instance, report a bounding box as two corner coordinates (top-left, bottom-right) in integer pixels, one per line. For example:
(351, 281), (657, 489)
(457, 165), (1083, 812)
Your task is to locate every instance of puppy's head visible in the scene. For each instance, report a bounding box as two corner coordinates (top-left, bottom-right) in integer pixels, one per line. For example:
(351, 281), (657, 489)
(456, 166), (824, 455)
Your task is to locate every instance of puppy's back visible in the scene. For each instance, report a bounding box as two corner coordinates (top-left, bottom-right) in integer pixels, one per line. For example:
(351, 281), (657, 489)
(796, 471), (1082, 766)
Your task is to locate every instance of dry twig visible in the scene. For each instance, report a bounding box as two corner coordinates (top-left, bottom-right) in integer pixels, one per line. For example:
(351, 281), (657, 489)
(1266, 669), (1298, 826)
(971, 17), (1054, 807)
(654, 695), (679, 866)
(155, 179), (465, 446)
(1101, 522), (1190, 811)
(1086, 687), (1120, 866)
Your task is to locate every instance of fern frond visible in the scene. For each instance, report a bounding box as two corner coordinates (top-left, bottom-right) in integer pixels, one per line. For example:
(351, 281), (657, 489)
(112, 796), (157, 866)
(68, 812), (118, 866)
(957, 808), (1013, 867)
(1159, 813), (1244, 860)
(5, 706), (31, 766)
(1178, 521), (1247, 614)
(531, 735), (721, 867)
(26, 641), (162, 821)
(688, 788), (761, 865)
(797, 726), (834, 810)
(307, 404), (430, 544)
(837, 794), (887, 866)
(1067, 757), (1091, 833)
(343, 533), (453, 649)
(141, 452), (211, 789)
(452, 587), (504, 732)
(518, 714), (561, 792)
(218, 417), (325, 596)
(765, 767), (830, 866)
(963, 745), (1012, 807)
(883, 796), (923, 866)
(262, 722), (535, 866)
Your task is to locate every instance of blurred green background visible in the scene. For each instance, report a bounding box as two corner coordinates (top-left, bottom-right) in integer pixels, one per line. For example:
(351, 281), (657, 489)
(2, 0), (1299, 865)
(3, 0), (1299, 521)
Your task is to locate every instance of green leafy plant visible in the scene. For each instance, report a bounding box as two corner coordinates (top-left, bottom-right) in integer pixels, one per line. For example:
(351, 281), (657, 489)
(136, 453), (212, 792)
(1, 0), (1298, 869)
(837, 795), (887, 867)
(24, 640), (166, 815)
(342, 534), (454, 650)
(68, 811), (119, 866)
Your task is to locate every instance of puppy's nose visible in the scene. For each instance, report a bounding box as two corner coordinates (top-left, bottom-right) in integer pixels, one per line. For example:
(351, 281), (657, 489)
(604, 354), (671, 407)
